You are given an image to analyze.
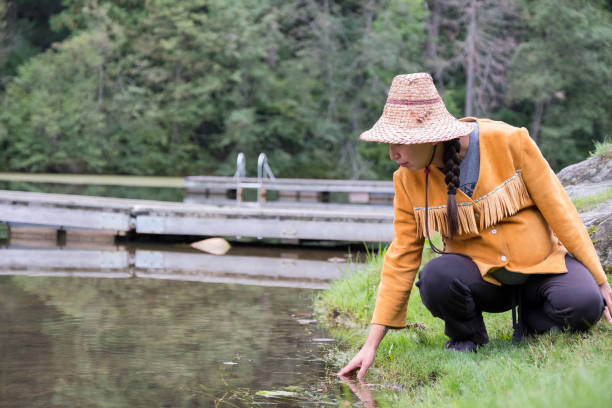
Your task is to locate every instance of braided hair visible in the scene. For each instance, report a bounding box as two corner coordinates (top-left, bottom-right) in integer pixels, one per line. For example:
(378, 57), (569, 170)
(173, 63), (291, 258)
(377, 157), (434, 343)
(442, 138), (461, 239)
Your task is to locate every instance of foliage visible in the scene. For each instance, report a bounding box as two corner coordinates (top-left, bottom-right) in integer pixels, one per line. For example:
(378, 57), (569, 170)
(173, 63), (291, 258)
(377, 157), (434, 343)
(0, 0), (610, 177)
(591, 139), (612, 159)
(505, 0), (612, 169)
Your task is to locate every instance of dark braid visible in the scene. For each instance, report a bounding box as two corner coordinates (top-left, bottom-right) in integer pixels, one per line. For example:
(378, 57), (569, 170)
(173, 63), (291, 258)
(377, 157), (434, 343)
(442, 138), (461, 239)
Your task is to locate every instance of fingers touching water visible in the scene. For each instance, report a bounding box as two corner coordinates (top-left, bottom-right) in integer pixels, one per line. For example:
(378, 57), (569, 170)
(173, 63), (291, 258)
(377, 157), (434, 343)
(336, 323), (388, 378)
(336, 346), (377, 378)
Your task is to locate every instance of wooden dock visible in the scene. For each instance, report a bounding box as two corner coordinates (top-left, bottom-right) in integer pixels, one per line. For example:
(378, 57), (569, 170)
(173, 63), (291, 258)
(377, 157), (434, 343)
(0, 190), (393, 243)
(185, 175), (394, 204)
(0, 172), (395, 204)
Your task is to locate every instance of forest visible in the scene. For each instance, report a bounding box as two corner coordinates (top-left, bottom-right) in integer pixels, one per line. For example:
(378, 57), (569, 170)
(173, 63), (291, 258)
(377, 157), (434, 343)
(0, 0), (610, 179)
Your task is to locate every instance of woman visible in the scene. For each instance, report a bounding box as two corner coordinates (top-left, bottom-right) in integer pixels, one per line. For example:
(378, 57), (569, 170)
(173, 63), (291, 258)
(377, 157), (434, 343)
(338, 73), (611, 379)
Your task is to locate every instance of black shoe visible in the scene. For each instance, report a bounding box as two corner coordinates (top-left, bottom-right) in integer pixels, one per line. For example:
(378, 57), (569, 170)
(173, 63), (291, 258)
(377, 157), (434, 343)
(512, 326), (525, 344)
(512, 324), (534, 344)
(444, 339), (478, 353)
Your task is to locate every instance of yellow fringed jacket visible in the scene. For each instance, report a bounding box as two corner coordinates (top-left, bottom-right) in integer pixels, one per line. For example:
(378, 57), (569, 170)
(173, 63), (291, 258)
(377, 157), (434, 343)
(372, 117), (607, 328)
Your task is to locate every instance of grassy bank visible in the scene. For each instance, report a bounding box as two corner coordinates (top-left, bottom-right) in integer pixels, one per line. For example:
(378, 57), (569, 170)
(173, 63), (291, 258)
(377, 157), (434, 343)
(314, 246), (612, 407)
(572, 187), (612, 212)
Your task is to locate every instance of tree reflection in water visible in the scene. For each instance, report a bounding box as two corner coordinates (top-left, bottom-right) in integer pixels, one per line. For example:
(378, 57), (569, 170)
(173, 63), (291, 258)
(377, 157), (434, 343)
(0, 275), (350, 407)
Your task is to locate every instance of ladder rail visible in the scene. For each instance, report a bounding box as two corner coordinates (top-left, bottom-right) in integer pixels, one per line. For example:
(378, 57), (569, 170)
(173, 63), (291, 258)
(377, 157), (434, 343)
(257, 153), (276, 205)
(232, 152), (276, 205)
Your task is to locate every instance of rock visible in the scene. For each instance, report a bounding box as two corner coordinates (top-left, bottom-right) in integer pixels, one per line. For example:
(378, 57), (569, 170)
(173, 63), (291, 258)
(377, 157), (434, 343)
(557, 155), (612, 186)
(591, 216), (612, 274)
(557, 154), (612, 274)
(578, 200), (612, 228)
(562, 181), (611, 201)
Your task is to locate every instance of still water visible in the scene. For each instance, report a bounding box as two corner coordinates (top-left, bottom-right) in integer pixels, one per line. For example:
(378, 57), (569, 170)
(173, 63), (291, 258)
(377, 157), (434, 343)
(0, 242), (371, 407)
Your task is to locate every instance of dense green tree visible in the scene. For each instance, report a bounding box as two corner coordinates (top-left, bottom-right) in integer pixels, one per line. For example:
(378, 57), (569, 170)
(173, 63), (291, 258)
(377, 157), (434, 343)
(284, 0), (427, 178)
(0, 0), (70, 80)
(506, 0), (612, 169)
(0, 0), (609, 178)
(0, 1), (124, 172)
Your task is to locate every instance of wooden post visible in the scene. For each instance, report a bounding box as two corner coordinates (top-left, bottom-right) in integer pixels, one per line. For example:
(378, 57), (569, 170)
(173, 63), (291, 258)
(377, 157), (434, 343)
(56, 228), (67, 246)
(320, 191), (330, 203)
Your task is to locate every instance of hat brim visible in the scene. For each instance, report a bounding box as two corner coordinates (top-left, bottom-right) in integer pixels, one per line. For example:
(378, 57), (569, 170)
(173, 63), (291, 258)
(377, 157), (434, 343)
(360, 119), (475, 144)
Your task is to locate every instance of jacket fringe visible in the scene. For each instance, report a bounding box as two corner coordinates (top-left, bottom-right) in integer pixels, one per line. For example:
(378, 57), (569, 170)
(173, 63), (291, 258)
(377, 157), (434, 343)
(414, 171), (530, 238)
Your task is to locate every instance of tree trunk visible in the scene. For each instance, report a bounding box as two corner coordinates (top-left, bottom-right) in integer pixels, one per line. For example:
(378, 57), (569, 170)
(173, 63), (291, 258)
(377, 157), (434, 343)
(322, 0), (338, 122)
(464, 0), (477, 117)
(530, 100), (545, 143)
(425, 0), (444, 93)
(98, 60), (104, 109)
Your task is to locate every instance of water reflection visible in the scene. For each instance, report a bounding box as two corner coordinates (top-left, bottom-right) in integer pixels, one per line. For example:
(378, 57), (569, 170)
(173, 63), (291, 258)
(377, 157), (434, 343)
(0, 242), (379, 407)
(337, 376), (381, 408)
(0, 243), (363, 289)
(1, 275), (344, 407)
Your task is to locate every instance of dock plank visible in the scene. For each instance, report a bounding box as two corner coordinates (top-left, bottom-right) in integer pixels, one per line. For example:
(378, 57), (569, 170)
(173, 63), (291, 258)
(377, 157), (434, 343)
(0, 190), (394, 242)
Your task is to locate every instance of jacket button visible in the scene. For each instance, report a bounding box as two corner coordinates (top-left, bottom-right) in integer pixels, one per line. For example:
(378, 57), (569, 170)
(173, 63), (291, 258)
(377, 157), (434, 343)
(491, 229), (497, 234)
(500, 255), (507, 262)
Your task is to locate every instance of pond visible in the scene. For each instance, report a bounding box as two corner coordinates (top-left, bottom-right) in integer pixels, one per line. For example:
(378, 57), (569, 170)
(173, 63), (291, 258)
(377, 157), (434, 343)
(0, 242), (375, 407)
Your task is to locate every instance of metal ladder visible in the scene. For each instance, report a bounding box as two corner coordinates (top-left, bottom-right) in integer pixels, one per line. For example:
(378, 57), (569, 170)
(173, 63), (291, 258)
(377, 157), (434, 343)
(233, 152), (276, 205)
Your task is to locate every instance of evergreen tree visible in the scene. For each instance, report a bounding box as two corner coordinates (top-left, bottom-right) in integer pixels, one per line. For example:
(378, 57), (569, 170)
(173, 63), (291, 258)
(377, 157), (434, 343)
(506, 0), (612, 169)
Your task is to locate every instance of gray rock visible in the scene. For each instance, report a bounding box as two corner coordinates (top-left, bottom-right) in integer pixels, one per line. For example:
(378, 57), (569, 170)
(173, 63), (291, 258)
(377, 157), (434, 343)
(557, 155), (611, 275)
(579, 199), (612, 228)
(557, 155), (612, 185)
(591, 216), (612, 274)
(563, 181), (611, 201)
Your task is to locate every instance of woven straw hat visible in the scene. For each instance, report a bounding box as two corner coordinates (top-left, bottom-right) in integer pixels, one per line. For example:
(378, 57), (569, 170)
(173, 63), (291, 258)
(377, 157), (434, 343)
(360, 73), (474, 144)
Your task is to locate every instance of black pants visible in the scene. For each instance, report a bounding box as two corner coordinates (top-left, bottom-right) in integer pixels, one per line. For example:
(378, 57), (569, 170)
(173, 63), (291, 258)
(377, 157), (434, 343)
(415, 254), (605, 345)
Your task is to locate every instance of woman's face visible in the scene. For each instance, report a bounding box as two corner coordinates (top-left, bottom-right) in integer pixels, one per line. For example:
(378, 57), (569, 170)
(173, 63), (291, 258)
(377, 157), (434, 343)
(388, 142), (436, 170)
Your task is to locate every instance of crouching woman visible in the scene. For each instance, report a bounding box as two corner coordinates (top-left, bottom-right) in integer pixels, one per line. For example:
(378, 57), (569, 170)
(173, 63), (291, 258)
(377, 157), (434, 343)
(338, 73), (611, 378)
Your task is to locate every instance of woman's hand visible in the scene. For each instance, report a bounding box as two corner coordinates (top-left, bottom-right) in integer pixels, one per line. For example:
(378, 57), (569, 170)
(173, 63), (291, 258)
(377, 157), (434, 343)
(336, 345), (378, 379)
(336, 324), (388, 379)
(600, 280), (612, 323)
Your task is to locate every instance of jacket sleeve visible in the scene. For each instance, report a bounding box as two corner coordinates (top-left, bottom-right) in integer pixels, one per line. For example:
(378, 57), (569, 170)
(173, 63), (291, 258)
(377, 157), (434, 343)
(518, 127), (606, 285)
(371, 170), (425, 328)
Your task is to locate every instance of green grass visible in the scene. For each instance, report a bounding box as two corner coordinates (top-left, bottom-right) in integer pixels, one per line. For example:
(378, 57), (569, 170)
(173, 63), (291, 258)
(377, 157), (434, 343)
(590, 139), (612, 159)
(572, 187), (612, 212)
(314, 247), (612, 407)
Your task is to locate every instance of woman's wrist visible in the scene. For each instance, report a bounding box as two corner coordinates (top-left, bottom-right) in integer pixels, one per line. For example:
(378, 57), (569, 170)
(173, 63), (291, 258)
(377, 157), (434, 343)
(363, 324), (388, 350)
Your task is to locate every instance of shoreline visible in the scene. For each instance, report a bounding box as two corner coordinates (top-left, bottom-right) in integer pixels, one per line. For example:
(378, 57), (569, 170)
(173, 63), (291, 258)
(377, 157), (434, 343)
(313, 246), (612, 407)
